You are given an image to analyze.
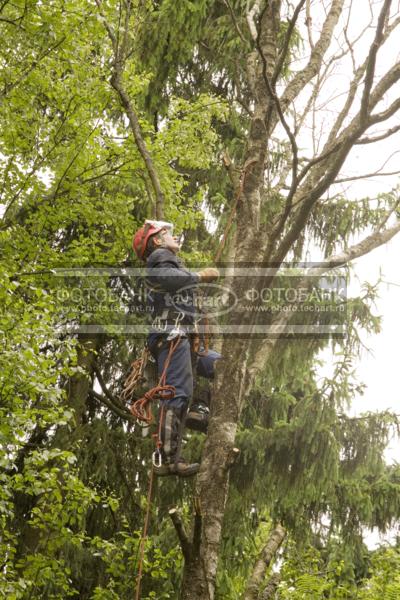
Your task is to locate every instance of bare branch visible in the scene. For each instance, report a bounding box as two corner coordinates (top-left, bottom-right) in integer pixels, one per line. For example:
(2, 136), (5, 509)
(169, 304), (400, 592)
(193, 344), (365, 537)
(280, 0), (345, 113)
(367, 61), (400, 116)
(272, 52), (400, 263)
(335, 169), (400, 184)
(360, 0), (392, 125)
(325, 58), (368, 148)
(250, 215), (400, 382)
(256, 3), (298, 229)
(246, 0), (261, 41)
(305, 0), (314, 49)
(369, 96), (400, 125)
(356, 124), (400, 144)
(169, 508), (192, 561)
(325, 7), (399, 146)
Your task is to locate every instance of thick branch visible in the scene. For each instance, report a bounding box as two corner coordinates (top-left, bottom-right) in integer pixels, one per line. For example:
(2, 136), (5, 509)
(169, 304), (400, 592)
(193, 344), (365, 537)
(90, 389), (135, 423)
(256, 2), (298, 230)
(369, 96), (400, 125)
(259, 573), (281, 600)
(110, 74), (165, 219)
(272, 53), (400, 263)
(243, 524), (285, 600)
(280, 0), (345, 113)
(246, 0), (261, 41)
(169, 508), (192, 561)
(367, 61), (400, 116)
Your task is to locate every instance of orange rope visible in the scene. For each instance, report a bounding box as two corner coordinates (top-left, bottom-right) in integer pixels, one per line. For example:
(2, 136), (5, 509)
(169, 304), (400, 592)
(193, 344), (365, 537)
(121, 348), (150, 403)
(129, 337), (180, 423)
(132, 336), (181, 600)
(134, 465), (155, 600)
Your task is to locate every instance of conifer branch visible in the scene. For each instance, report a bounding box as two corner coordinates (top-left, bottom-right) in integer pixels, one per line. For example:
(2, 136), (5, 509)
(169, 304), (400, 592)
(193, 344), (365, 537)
(223, 0), (247, 45)
(322, 218), (400, 269)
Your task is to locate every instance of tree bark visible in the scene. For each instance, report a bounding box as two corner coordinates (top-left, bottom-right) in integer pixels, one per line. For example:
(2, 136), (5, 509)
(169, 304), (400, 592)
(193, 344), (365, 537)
(259, 572), (281, 600)
(243, 525), (286, 600)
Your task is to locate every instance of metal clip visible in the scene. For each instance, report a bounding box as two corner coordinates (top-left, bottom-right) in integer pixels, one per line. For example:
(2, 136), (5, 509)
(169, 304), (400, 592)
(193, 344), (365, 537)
(152, 450), (162, 467)
(167, 312), (185, 340)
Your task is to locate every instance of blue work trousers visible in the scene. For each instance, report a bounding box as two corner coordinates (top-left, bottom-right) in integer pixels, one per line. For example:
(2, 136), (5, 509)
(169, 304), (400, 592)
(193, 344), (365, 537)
(150, 336), (193, 410)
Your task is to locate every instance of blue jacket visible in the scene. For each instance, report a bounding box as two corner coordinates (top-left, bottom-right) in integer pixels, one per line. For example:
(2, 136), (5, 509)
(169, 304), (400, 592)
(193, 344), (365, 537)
(146, 248), (200, 345)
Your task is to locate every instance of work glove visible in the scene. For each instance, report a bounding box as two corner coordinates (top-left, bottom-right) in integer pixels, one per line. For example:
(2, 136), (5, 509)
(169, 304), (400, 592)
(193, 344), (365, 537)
(197, 267), (220, 283)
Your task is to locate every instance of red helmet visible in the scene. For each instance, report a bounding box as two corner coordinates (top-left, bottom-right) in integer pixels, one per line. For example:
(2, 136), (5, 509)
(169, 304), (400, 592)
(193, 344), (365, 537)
(132, 220), (173, 260)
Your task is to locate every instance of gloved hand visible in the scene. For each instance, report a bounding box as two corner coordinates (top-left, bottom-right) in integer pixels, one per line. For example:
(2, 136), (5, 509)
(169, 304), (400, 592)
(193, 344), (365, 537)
(197, 267), (220, 283)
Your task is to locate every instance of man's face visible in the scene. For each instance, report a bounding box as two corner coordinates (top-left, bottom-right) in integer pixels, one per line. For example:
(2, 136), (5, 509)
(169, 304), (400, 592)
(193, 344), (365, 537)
(157, 228), (180, 253)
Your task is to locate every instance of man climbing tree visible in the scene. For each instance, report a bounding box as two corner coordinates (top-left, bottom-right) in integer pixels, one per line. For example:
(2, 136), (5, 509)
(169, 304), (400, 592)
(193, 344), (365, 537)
(132, 219), (220, 476)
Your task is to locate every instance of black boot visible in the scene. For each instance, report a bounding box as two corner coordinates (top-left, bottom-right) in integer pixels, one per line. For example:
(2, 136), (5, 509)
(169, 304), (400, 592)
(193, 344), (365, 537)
(154, 407), (200, 477)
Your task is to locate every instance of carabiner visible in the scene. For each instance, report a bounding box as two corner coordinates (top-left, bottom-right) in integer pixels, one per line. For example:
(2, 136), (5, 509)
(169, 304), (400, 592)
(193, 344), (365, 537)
(152, 449), (162, 467)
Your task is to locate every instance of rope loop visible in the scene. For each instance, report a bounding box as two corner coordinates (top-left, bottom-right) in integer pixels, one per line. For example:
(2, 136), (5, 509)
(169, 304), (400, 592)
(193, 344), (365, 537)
(129, 384), (175, 424)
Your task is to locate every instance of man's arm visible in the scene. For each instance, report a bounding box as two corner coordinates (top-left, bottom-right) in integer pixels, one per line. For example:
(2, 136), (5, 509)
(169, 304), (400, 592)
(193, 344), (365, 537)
(147, 249), (219, 293)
